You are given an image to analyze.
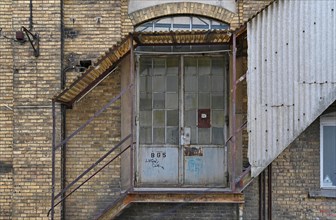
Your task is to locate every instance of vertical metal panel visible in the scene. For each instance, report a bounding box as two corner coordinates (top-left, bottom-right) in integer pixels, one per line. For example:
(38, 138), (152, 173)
(247, 0), (336, 177)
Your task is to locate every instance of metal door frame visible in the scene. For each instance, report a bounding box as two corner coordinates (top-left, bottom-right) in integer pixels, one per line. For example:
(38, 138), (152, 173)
(135, 53), (229, 188)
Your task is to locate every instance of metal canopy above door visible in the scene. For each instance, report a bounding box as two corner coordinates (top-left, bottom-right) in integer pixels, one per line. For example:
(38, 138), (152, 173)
(136, 54), (229, 188)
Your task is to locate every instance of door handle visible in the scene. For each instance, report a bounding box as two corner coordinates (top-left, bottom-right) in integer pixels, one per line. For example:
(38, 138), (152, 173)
(180, 127), (191, 147)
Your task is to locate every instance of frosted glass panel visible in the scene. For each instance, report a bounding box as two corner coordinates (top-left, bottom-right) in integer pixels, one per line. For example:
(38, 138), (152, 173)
(198, 128), (210, 144)
(140, 111), (152, 127)
(140, 93), (152, 110)
(185, 76), (197, 92)
(185, 110), (196, 127)
(166, 93), (178, 109)
(212, 76), (224, 92)
(212, 128), (224, 144)
(198, 75), (210, 92)
(140, 127), (152, 144)
(153, 93), (165, 109)
(185, 58), (197, 75)
(153, 76), (165, 92)
(212, 110), (225, 127)
(167, 127), (179, 144)
(167, 110), (179, 126)
(140, 76), (152, 92)
(212, 58), (224, 75)
(198, 57), (211, 75)
(185, 93), (197, 109)
(212, 94), (224, 109)
(153, 128), (165, 144)
(153, 59), (166, 75)
(167, 76), (178, 92)
(199, 93), (210, 108)
(153, 110), (165, 126)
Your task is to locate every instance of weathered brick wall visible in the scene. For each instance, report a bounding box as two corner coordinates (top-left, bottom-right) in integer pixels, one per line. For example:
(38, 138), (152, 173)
(11, 0), (62, 217)
(271, 115), (336, 220)
(0, 1), (14, 218)
(63, 0), (123, 86)
(65, 72), (122, 219)
(116, 203), (238, 220)
(0, 0), (62, 219)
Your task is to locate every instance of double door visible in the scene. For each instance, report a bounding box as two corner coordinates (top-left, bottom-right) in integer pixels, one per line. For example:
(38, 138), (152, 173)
(136, 55), (228, 187)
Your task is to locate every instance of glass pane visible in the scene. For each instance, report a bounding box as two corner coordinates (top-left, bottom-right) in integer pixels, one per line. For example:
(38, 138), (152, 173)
(198, 75), (210, 92)
(167, 127), (179, 144)
(212, 127), (224, 145)
(167, 57), (178, 75)
(167, 110), (179, 126)
(212, 76), (224, 92)
(173, 16), (191, 30)
(140, 57), (152, 76)
(166, 93), (178, 109)
(212, 58), (224, 75)
(199, 93), (210, 108)
(140, 127), (152, 144)
(153, 58), (166, 75)
(140, 76), (152, 92)
(185, 110), (196, 127)
(153, 128), (165, 144)
(185, 93), (197, 109)
(152, 76), (165, 92)
(212, 94), (225, 109)
(153, 110), (165, 126)
(212, 110), (225, 127)
(198, 128), (210, 144)
(140, 93), (152, 110)
(190, 127), (197, 144)
(184, 58), (197, 75)
(323, 126), (336, 187)
(153, 93), (165, 109)
(198, 57), (211, 75)
(185, 76), (197, 92)
(139, 111), (152, 127)
(192, 17), (209, 30)
(167, 76), (178, 92)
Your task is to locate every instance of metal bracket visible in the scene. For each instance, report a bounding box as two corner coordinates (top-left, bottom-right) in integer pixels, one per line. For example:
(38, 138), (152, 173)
(21, 26), (39, 57)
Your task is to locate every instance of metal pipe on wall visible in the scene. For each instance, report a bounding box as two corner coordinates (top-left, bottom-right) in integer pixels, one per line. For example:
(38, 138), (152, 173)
(130, 34), (135, 190)
(51, 100), (56, 220)
(259, 173), (262, 220)
(60, 0), (66, 218)
(29, 0), (33, 30)
(263, 171), (266, 220)
(231, 33), (237, 192)
(268, 164), (272, 220)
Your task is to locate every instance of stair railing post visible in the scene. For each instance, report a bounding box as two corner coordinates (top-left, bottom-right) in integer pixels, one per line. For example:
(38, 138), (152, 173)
(51, 100), (56, 219)
(130, 34), (135, 190)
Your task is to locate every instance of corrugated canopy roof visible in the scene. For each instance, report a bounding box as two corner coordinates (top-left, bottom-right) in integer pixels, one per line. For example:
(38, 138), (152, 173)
(53, 30), (231, 106)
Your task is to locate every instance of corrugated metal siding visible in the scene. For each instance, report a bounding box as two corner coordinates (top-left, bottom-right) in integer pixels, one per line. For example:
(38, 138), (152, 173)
(247, 0), (336, 177)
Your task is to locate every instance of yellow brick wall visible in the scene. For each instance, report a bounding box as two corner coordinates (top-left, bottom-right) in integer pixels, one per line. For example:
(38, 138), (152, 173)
(0, 1), (14, 218)
(0, 0), (62, 219)
(64, 71), (121, 219)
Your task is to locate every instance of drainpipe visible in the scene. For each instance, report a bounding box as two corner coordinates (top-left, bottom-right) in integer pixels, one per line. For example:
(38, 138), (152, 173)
(231, 32), (237, 192)
(268, 164), (272, 220)
(29, 0), (33, 30)
(60, 0), (66, 218)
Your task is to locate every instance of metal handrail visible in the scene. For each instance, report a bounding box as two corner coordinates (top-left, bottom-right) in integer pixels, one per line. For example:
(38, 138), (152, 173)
(48, 137), (132, 216)
(55, 83), (133, 151)
(50, 83), (134, 219)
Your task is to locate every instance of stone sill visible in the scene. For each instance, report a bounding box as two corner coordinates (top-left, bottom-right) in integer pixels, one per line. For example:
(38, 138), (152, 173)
(309, 189), (336, 198)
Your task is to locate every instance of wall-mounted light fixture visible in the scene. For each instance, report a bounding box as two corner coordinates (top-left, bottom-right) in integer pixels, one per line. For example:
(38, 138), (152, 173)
(16, 26), (40, 57)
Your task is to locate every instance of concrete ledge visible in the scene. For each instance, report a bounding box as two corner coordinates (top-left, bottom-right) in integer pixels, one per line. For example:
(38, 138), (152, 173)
(309, 189), (336, 198)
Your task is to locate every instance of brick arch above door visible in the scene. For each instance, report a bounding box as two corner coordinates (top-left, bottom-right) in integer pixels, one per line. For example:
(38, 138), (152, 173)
(128, 2), (236, 29)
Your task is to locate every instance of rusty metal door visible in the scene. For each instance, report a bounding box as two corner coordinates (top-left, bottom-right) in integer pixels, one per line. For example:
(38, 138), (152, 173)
(136, 55), (228, 187)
